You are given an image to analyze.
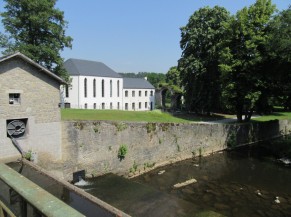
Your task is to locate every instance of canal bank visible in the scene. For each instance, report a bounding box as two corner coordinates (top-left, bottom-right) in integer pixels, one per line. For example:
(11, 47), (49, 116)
(36, 119), (291, 180)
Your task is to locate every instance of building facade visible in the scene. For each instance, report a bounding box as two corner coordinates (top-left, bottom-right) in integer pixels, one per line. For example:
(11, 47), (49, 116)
(0, 52), (64, 162)
(63, 58), (155, 111)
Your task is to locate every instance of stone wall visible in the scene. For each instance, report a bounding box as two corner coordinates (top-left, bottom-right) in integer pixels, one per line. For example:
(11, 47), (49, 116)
(54, 119), (291, 180)
(0, 57), (62, 161)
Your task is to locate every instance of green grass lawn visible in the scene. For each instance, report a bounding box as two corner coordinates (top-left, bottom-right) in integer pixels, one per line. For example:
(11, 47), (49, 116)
(61, 109), (291, 123)
(252, 111), (291, 122)
(61, 109), (229, 123)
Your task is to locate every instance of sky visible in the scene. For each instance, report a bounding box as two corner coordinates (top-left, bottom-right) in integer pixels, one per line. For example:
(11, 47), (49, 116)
(0, 1), (290, 73)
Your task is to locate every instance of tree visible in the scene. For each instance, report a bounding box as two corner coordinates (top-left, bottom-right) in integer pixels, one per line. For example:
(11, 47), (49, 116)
(266, 6), (291, 109)
(219, 0), (276, 122)
(1, 0), (73, 80)
(166, 66), (181, 87)
(178, 6), (230, 114)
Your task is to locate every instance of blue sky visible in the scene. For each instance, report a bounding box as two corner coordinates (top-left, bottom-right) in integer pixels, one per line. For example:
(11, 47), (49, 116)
(0, 1), (290, 73)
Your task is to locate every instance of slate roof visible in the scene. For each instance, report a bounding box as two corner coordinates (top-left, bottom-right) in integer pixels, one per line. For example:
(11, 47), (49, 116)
(0, 52), (65, 84)
(123, 78), (155, 89)
(64, 58), (122, 78)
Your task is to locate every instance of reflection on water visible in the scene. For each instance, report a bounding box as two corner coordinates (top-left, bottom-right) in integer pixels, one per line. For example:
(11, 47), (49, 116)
(81, 147), (291, 217)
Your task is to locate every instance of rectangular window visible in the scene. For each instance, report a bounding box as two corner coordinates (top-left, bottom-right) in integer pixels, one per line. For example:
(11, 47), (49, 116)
(110, 102), (113, 109)
(139, 91), (141, 97)
(93, 103), (96, 109)
(145, 91), (148, 97)
(125, 103), (128, 110)
(132, 103), (135, 110)
(9, 93), (21, 105)
(125, 91), (128, 97)
(65, 85), (69, 98)
(118, 102), (120, 110)
(145, 102), (148, 108)
(84, 103), (87, 109)
(139, 102), (141, 109)
(150, 91), (153, 96)
(102, 103), (105, 109)
(132, 91), (135, 97)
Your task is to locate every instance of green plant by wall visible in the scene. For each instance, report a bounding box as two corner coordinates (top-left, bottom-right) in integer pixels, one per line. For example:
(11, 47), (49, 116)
(129, 161), (138, 173)
(92, 122), (101, 133)
(146, 123), (156, 133)
(159, 138), (162, 144)
(160, 123), (169, 132)
(227, 130), (237, 148)
(118, 144), (128, 160)
(114, 122), (128, 132)
(24, 150), (32, 161)
(74, 122), (85, 130)
(143, 162), (155, 170)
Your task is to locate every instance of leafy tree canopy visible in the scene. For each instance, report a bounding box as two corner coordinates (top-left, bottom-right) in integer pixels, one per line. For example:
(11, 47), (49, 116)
(1, 0), (73, 80)
(178, 6), (230, 114)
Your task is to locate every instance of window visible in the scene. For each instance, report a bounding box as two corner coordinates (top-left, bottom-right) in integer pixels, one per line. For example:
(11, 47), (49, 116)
(145, 102), (148, 108)
(150, 91), (153, 96)
(132, 91), (135, 97)
(139, 91), (141, 97)
(145, 91), (148, 97)
(65, 85), (69, 98)
(125, 90), (128, 97)
(93, 103), (96, 109)
(9, 93), (21, 105)
(93, 79), (96, 97)
(110, 80), (112, 97)
(102, 103), (105, 109)
(84, 103), (87, 109)
(118, 102), (120, 110)
(132, 103), (135, 110)
(117, 80), (120, 97)
(84, 78), (87, 98)
(110, 102), (113, 109)
(125, 103), (128, 110)
(102, 79), (105, 97)
(139, 102), (141, 109)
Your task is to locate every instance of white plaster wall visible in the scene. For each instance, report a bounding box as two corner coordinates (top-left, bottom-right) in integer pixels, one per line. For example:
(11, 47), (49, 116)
(123, 88), (155, 111)
(64, 76), (123, 109)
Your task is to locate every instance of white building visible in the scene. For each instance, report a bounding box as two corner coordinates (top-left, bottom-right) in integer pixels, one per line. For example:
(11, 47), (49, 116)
(62, 58), (155, 111)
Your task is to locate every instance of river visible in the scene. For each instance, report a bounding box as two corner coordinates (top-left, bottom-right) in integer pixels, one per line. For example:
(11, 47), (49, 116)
(79, 144), (291, 217)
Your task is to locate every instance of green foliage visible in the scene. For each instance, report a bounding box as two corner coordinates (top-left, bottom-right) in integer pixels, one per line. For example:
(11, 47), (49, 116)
(143, 162), (155, 170)
(74, 122), (85, 130)
(1, 0), (73, 80)
(114, 122), (128, 132)
(178, 6), (230, 114)
(129, 161), (138, 173)
(92, 122), (100, 133)
(118, 144), (128, 160)
(24, 150), (32, 161)
(219, 0), (276, 122)
(146, 123), (156, 133)
(166, 66), (182, 87)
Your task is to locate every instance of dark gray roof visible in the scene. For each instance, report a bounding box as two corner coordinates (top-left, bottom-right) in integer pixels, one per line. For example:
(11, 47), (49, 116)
(123, 78), (155, 89)
(64, 58), (122, 78)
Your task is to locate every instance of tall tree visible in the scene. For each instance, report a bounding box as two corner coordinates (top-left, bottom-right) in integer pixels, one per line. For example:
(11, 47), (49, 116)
(166, 66), (181, 87)
(219, 0), (276, 122)
(178, 6), (230, 114)
(1, 0), (73, 80)
(266, 6), (291, 109)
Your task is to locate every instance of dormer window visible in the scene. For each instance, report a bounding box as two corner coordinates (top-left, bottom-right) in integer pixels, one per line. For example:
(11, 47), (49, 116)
(9, 93), (21, 105)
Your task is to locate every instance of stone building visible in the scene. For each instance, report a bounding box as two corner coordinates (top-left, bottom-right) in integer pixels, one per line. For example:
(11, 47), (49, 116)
(0, 52), (65, 162)
(62, 58), (155, 111)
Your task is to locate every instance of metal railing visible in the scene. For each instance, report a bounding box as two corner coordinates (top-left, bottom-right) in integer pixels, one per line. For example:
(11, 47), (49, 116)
(0, 163), (85, 217)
